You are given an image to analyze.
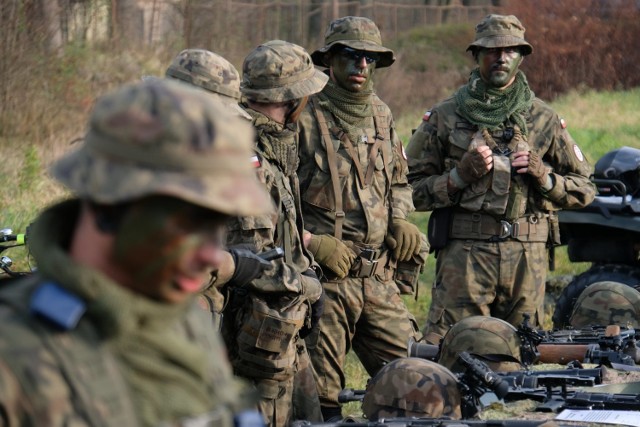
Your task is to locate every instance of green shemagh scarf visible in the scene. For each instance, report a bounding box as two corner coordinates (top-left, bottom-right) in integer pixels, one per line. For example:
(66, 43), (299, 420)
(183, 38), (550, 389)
(29, 200), (213, 426)
(318, 78), (374, 143)
(244, 106), (299, 176)
(455, 68), (534, 135)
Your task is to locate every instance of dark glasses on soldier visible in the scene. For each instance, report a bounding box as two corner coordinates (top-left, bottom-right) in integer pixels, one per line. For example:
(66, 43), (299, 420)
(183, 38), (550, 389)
(340, 47), (380, 64)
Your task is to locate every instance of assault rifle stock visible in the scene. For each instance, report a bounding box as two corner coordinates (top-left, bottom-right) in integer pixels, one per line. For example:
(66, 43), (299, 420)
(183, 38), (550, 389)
(517, 318), (640, 366)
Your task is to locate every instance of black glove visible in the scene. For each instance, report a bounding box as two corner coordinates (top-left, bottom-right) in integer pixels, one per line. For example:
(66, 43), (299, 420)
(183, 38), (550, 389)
(228, 247), (273, 287)
(300, 276), (324, 339)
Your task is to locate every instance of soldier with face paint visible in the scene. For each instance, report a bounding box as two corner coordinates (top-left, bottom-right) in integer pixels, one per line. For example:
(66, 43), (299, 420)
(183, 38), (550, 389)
(0, 79), (272, 427)
(405, 14), (596, 342)
(297, 16), (425, 421)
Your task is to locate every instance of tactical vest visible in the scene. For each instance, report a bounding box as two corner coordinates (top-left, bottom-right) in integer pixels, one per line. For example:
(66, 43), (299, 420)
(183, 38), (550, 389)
(308, 96), (393, 241)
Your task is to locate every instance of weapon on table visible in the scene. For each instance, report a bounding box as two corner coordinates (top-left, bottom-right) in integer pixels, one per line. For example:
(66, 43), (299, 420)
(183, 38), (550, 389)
(292, 420), (557, 427)
(516, 316), (640, 366)
(458, 352), (639, 414)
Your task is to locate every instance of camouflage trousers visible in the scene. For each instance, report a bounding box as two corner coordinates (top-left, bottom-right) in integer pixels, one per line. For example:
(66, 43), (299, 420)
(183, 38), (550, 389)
(424, 239), (547, 340)
(308, 275), (421, 409)
(253, 376), (294, 427)
(292, 340), (323, 422)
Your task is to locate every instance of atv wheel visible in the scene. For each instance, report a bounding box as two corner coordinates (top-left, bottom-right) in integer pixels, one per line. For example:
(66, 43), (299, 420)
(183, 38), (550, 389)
(551, 264), (640, 329)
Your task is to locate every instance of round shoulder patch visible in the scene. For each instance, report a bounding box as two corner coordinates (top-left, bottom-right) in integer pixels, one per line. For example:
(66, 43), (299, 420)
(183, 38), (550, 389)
(573, 144), (584, 162)
(401, 145), (407, 160)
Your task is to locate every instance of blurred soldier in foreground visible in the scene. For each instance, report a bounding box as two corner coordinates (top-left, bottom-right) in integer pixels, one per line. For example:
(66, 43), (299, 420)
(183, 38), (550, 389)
(220, 40), (327, 427)
(0, 79), (271, 426)
(163, 48), (251, 329)
(406, 14), (595, 340)
(297, 16), (424, 420)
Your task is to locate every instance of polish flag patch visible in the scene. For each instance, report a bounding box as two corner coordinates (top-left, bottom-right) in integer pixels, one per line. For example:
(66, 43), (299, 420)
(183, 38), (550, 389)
(422, 110), (432, 121)
(250, 155), (261, 168)
(402, 146), (407, 160)
(560, 118), (567, 129)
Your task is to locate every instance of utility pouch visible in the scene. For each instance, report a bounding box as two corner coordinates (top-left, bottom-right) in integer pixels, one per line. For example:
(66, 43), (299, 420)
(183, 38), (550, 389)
(427, 207), (453, 252)
(394, 232), (429, 296)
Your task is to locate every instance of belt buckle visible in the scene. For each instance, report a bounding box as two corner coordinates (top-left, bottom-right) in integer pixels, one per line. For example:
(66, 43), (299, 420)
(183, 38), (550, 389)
(360, 248), (376, 261)
(499, 220), (520, 239)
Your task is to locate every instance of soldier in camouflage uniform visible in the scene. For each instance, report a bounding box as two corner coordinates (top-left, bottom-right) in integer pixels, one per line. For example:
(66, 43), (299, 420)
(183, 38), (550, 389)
(570, 281), (640, 329)
(297, 16), (424, 420)
(162, 48), (252, 329)
(0, 79), (271, 426)
(220, 40), (327, 427)
(361, 357), (462, 421)
(406, 14), (596, 340)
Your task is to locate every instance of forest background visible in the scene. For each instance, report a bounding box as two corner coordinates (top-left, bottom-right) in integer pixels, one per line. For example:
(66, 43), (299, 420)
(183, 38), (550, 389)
(1, 0), (640, 404)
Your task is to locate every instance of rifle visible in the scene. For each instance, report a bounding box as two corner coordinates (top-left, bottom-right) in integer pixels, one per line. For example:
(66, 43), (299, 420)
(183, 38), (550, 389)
(517, 318), (640, 366)
(407, 338), (440, 361)
(458, 352), (639, 414)
(292, 420), (554, 427)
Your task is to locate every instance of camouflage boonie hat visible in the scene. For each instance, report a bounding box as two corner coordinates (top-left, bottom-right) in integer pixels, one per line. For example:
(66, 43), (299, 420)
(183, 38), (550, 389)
(570, 281), (640, 328)
(165, 49), (250, 120)
(438, 316), (522, 373)
(362, 357), (462, 421)
(311, 16), (395, 68)
(241, 40), (328, 103)
(166, 49), (241, 101)
(51, 79), (271, 217)
(467, 14), (533, 56)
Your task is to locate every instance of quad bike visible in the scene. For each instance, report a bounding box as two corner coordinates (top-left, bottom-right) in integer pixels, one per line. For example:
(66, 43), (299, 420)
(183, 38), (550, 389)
(552, 146), (640, 328)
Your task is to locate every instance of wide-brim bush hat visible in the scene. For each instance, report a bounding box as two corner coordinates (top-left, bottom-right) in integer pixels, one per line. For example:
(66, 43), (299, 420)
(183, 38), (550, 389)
(311, 16), (395, 68)
(467, 14), (533, 56)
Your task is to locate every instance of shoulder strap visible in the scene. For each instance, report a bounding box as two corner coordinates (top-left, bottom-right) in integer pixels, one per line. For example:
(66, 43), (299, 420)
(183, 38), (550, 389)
(309, 98), (345, 240)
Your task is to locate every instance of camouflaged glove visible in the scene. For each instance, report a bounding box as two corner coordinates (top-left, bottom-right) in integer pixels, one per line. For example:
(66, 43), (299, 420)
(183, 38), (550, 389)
(307, 234), (356, 279)
(457, 148), (492, 184)
(386, 218), (422, 262)
(527, 151), (549, 187)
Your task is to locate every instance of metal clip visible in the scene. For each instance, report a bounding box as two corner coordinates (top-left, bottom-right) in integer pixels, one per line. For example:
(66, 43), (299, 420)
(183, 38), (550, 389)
(499, 220), (520, 239)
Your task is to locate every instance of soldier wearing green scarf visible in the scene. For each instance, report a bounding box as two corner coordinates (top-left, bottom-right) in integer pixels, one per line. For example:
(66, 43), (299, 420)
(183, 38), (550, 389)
(297, 16), (425, 421)
(0, 79), (271, 426)
(406, 14), (596, 342)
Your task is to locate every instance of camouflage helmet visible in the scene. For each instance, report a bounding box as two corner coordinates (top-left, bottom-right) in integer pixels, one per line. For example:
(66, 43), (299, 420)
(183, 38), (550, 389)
(241, 40), (328, 103)
(438, 316), (522, 373)
(362, 357), (462, 421)
(51, 79), (271, 217)
(311, 16), (395, 68)
(166, 49), (241, 101)
(570, 281), (640, 329)
(467, 14), (533, 56)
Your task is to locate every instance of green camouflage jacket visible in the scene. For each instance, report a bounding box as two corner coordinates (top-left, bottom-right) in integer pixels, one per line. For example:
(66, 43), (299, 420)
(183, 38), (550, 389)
(0, 201), (250, 427)
(222, 107), (322, 383)
(405, 94), (595, 214)
(297, 92), (414, 246)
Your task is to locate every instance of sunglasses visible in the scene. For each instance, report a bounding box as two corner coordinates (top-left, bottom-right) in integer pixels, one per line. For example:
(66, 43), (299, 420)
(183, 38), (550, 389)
(339, 47), (380, 64)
